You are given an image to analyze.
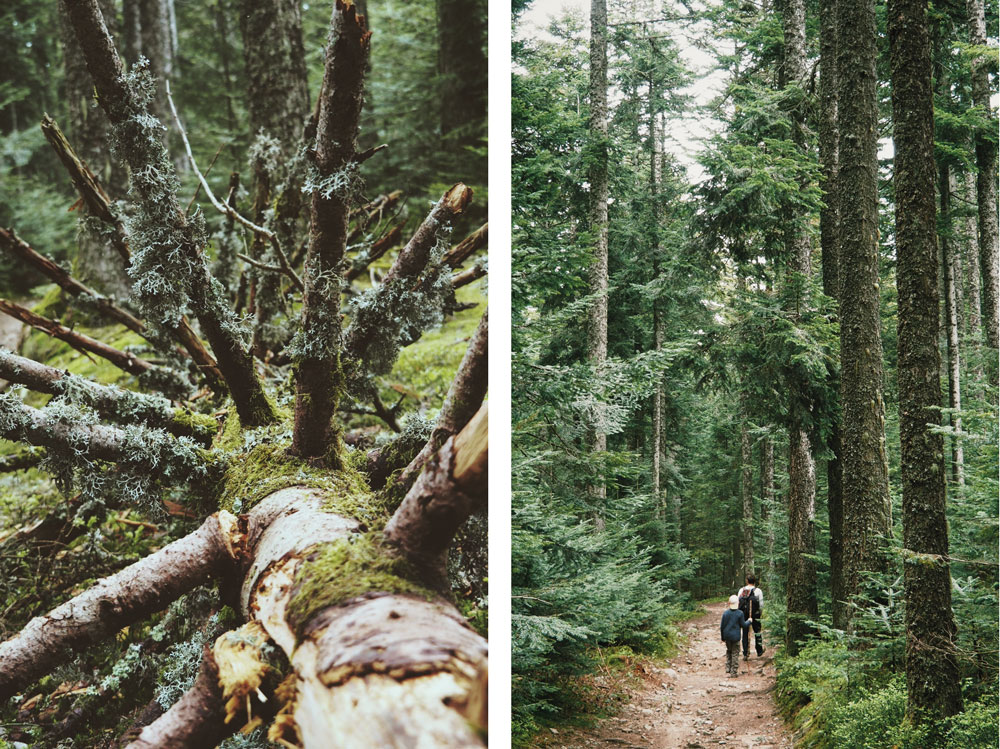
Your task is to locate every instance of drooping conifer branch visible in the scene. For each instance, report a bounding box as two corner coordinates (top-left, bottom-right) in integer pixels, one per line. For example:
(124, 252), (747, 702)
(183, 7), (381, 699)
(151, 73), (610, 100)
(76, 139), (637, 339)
(0, 297), (161, 378)
(343, 183), (473, 386)
(41, 116), (224, 388)
(384, 401), (488, 587)
(64, 0), (275, 426)
(0, 511), (241, 702)
(396, 310), (487, 492)
(444, 222), (488, 269)
(40, 114), (131, 263)
(291, 0), (370, 461)
(0, 348), (215, 443)
(0, 226), (147, 336)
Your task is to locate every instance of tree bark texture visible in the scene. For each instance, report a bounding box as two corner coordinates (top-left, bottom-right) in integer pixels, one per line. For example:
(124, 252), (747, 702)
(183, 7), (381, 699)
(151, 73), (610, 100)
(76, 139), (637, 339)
(836, 0), (892, 628)
(887, 0), (964, 716)
(588, 0), (609, 529)
(966, 0), (999, 352)
(960, 172), (983, 337)
(939, 164), (964, 486)
(65, 0), (274, 425)
(760, 435), (776, 588)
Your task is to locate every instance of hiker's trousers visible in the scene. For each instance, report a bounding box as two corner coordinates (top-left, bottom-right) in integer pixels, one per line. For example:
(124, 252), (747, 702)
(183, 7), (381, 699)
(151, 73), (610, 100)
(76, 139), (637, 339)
(725, 640), (740, 675)
(742, 618), (763, 656)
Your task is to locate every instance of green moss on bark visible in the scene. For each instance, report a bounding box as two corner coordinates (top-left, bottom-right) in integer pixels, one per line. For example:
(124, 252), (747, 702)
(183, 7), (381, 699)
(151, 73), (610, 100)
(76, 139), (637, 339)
(286, 532), (434, 637)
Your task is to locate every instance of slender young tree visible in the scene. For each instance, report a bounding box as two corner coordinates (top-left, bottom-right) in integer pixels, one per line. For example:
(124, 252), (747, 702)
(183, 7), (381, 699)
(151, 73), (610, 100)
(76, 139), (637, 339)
(837, 0), (892, 630)
(588, 0), (610, 529)
(887, 0), (964, 717)
(940, 164), (965, 486)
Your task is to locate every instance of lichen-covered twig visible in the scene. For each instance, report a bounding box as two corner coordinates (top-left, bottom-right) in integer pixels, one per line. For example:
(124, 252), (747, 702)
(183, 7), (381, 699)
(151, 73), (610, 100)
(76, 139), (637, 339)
(165, 81), (304, 294)
(65, 0), (275, 426)
(0, 348), (216, 443)
(0, 512), (241, 702)
(291, 0), (370, 461)
(395, 310), (487, 492)
(384, 401), (488, 587)
(0, 446), (44, 473)
(443, 222), (488, 269)
(40, 116), (224, 388)
(0, 297), (160, 378)
(343, 183), (473, 387)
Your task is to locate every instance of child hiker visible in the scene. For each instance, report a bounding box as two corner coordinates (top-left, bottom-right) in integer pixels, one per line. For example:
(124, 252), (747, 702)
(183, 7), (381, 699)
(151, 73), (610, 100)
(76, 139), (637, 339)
(721, 594), (751, 677)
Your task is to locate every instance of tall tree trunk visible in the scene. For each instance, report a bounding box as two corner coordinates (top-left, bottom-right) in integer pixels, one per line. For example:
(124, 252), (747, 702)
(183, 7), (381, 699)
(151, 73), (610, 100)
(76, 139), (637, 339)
(588, 0), (609, 531)
(960, 171), (983, 337)
(939, 164), (965, 486)
(781, 0), (818, 654)
(837, 0), (892, 632)
(966, 0), (999, 354)
(138, 0), (174, 144)
(58, 0), (132, 299)
(740, 418), (754, 576)
(887, 0), (964, 717)
(650, 73), (665, 531)
(819, 0), (846, 631)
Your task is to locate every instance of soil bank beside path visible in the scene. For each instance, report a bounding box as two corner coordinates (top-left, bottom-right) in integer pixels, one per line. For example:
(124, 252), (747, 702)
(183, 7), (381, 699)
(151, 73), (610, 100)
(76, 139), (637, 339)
(539, 601), (794, 748)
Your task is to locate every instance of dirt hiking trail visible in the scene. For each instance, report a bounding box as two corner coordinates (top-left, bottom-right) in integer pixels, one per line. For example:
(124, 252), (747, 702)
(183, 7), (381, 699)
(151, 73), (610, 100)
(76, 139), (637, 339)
(542, 601), (793, 748)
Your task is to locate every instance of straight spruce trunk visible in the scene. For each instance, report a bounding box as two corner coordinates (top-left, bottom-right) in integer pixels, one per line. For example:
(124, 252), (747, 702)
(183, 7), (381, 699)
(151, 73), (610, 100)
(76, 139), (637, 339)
(818, 0), (846, 631)
(939, 164), (965, 486)
(966, 0), (1000, 353)
(960, 171), (983, 337)
(887, 0), (964, 717)
(781, 0), (818, 655)
(588, 0), (609, 530)
(740, 417), (754, 576)
(836, 0), (892, 631)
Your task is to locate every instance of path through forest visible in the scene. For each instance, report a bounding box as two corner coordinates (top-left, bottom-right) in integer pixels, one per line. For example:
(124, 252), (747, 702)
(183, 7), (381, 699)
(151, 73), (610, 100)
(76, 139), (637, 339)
(543, 601), (793, 748)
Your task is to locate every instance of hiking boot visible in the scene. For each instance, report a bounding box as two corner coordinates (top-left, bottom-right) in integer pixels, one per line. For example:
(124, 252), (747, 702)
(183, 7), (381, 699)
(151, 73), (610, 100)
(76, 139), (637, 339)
(757, 646), (766, 657)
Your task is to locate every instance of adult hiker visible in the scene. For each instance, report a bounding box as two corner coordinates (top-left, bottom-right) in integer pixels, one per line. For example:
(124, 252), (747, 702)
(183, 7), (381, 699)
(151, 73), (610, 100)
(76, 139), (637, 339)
(721, 594), (751, 677)
(738, 573), (765, 660)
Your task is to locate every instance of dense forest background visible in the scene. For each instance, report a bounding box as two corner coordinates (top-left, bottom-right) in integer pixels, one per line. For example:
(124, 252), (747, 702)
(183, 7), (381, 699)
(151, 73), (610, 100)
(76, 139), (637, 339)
(512, 0), (998, 745)
(0, 0), (488, 745)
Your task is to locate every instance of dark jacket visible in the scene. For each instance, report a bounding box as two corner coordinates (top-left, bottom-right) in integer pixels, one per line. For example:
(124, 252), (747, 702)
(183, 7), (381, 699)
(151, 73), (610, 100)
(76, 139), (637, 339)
(721, 608), (750, 642)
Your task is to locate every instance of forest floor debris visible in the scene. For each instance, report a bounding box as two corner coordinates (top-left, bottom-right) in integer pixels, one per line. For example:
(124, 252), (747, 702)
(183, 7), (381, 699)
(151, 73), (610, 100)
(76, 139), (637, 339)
(538, 601), (793, 748)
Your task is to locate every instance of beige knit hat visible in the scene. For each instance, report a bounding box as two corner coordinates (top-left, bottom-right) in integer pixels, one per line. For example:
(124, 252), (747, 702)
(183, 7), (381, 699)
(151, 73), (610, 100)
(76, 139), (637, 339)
(729, 595), (739, 609)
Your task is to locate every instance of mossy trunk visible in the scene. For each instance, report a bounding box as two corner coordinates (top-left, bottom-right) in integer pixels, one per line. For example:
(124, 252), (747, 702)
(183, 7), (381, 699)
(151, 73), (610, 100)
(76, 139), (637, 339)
(837, 0), (892, 631)
(887, 0), (964, 716)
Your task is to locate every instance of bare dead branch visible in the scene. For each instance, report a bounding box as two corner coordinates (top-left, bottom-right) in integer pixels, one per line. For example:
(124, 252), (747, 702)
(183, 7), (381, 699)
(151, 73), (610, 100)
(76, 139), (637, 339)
(386, 183), (473, 285)
(166, 82), (303, 294)
(452, 262), (487, 289)
(0, 512), (241, 702)
(443, 222), (488, 269)
(0, 348), (215, 443)
(65, 0), (275, 426)
(346, 189), (403, 245)
(344, 221), (405, 282)
(40, 114), (130, 262)
(0, 227), (145, 335)
(354, 142), (388, 165)
(0, 297), (160, 378)
(291, 0), (370, 460)
(396, 310), (487, 491)
(383, 402), (488, 587)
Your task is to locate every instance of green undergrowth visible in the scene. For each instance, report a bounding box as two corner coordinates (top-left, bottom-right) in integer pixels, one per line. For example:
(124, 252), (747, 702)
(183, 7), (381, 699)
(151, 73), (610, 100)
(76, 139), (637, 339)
(775, 637), (998, 749)
(286, 531), (435, 637)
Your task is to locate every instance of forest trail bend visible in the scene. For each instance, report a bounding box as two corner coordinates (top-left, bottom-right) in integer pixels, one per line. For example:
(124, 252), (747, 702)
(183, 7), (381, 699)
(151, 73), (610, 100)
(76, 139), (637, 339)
(545, 601), (793, 748)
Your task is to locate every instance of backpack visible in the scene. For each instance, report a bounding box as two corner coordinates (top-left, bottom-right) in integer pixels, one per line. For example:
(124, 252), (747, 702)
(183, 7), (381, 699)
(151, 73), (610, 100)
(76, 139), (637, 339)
(738, 586), (759, 619)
